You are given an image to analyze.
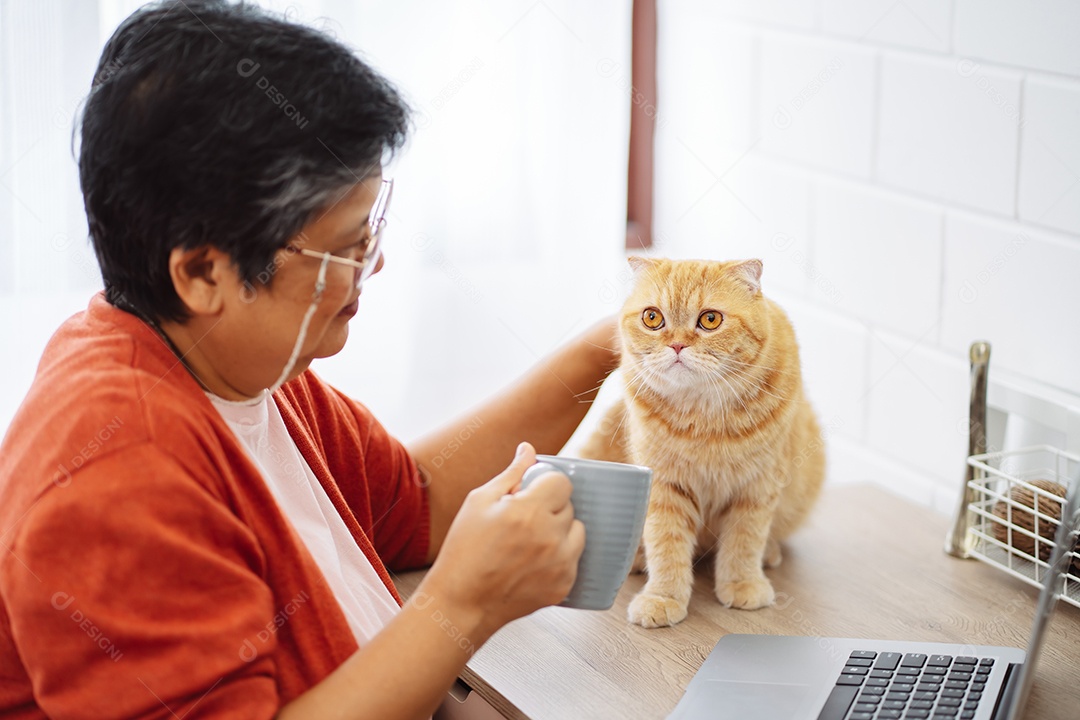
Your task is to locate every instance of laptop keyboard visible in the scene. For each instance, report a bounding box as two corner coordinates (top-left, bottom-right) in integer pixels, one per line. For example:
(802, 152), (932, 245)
(816, 651), (995, 720)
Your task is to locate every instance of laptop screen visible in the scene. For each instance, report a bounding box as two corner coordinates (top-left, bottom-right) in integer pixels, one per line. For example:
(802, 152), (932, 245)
(1001, 469), (1080, 720)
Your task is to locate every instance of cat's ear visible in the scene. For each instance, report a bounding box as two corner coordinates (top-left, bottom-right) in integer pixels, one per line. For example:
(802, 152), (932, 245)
(627, 256), (659, 274)
(730, 259), (763, 295)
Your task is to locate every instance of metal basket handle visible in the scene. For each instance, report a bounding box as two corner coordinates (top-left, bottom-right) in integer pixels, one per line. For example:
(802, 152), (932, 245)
(945, 341), (991, 558)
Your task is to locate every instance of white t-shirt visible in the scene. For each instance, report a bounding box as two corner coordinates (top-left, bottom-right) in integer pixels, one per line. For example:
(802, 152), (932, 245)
(210, 390), (401, 646)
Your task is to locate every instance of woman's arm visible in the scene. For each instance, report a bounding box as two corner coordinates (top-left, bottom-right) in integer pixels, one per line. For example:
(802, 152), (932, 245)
(408, 317), (618, 564)
(278, 445), (584, 720)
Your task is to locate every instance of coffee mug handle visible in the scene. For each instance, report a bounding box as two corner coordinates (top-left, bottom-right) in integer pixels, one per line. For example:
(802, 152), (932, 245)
(520, 461), (562, 490)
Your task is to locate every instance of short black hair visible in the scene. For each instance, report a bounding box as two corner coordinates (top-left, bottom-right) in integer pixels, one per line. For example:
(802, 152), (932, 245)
(79, 0), (409, 322)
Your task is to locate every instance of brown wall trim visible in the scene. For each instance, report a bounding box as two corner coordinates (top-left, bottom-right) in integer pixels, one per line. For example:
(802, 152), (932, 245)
(626, 0), (657, 250)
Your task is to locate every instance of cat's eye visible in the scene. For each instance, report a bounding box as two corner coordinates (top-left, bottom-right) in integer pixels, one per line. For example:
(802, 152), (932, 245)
(698, 311), (723, 331)
(642, 308), (664, 329)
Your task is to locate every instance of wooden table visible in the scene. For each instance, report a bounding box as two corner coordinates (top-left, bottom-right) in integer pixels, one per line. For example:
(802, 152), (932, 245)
(393, 484), (1080, 719)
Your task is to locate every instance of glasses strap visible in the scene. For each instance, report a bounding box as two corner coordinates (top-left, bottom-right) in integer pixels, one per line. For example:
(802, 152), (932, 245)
(268, 253), (330, 395)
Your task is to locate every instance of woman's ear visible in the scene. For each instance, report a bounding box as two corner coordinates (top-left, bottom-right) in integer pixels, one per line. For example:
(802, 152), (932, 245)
(167, 246), (233, 316)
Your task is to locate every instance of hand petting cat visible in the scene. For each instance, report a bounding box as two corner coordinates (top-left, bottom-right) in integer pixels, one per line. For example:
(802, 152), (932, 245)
(580, 257), (825, 628)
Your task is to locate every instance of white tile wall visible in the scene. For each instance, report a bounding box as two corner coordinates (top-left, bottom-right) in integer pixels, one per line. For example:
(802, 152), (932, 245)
(711, 0), (817, 30)
(773, 291), (869, 444)
(865, 331), (969, 489)
(941, 214), (1080, 397)
(653, 16), (759, 259)
(954, 0), (1080, 77)
(758, 34), (877, 177)
(654, 147), (812, 268)
(827, 434), (944, 507)
(710, 157), (812, 297)
(656, 4), (1080, 512)
(877, 53), (1021, 214)
(1018, 76), (1080, 236)
(652, 127), (737, 256)
(820, 0), (953, 53)
(656, 12), (758, 156)
(812, 179), (943, 337)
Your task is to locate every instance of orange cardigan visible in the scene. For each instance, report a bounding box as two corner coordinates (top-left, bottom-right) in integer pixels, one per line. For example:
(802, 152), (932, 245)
(0, 294), (430, 718)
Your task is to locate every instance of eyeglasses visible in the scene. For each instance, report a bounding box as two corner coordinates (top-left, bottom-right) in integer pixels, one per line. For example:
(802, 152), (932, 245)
(292, 178), (393, 290)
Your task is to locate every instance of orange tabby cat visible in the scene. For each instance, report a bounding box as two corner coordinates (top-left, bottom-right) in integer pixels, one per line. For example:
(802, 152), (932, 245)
(580, 257), (824, 628)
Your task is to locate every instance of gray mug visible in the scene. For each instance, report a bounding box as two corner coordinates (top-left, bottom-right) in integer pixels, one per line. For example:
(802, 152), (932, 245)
(521, 454), (652, 610)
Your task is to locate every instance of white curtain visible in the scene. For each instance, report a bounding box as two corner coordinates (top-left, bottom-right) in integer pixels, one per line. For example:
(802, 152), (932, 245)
(0, 0), (631, 440)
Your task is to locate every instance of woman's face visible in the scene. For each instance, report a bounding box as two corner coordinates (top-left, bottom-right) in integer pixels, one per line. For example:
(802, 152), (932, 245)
(194, 175), (386, 397)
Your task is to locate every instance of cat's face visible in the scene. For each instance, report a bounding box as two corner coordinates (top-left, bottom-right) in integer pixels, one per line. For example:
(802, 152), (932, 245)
(619, 257), (767, 397)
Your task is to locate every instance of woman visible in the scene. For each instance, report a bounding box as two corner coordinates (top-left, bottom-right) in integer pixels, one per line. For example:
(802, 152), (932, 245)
(0, 2), (616, 717)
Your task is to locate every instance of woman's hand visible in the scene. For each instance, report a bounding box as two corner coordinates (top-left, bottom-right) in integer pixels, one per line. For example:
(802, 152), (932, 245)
(279, 442), (583, 720)
(421, 442), (585, 636)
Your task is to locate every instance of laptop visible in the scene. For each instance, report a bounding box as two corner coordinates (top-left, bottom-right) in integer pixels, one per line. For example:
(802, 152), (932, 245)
(670, 478), (1080, 720)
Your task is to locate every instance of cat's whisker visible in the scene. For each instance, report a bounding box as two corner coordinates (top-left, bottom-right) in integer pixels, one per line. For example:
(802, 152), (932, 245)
(625, 365), (660, 405)
(703, 376), (734, 457)
(623, 365), (653, 391)
(713, 369), (752, 416)
(723, 373), (788, 404)
(712, 359), (788, 403)
(700, 372), (728, 413)
(713, 390), (732, 451)
(581, 339), (617, 352)
(712, 353), (789, 395)
(718, 355), (783, 373)
(572, 378), (612, 400)
(614, 365), (661, 441)
(711, 360), (771, 391)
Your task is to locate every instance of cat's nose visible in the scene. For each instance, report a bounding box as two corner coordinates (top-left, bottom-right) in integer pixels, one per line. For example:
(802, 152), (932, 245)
(670, 343), (686, 354)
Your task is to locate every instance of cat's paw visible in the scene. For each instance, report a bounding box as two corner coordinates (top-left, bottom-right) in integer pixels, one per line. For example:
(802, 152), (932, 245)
(630, 545), (647, 574)
(715, 578), (775, 610)
(628, 592), (688, 628)
(763, 538), (783, 569)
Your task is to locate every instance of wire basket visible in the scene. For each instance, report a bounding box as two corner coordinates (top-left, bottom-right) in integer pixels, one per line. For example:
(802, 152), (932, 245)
(964, 445), (1080, 609)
